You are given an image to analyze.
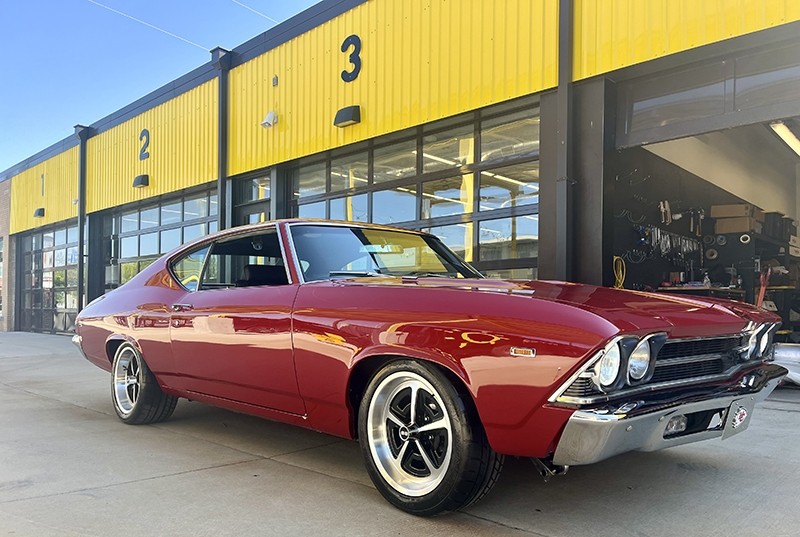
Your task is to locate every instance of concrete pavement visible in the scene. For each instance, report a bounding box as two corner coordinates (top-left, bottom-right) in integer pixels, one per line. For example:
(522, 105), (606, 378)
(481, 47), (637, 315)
(1, 331), (799, 536)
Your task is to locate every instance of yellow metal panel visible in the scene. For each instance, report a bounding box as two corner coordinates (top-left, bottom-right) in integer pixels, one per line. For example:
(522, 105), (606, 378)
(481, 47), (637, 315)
(87, 79), (218, 213)
(228, 0), (558, 176)
(574, 0), (800, 80)
(10, 147), (79, 234)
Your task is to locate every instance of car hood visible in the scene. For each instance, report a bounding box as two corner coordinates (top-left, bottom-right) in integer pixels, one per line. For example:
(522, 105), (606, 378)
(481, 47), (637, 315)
(336, 276), (770, 336)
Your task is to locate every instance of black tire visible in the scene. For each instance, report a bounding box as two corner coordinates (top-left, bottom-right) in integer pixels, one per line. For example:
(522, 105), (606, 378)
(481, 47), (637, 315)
(358, 360), (504, 515)
(111, 344), (178, 424)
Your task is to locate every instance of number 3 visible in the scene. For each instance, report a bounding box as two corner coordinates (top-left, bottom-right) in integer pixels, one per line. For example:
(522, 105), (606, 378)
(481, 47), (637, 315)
(341, 34), (362, 82)
(139, 129), (150, 161)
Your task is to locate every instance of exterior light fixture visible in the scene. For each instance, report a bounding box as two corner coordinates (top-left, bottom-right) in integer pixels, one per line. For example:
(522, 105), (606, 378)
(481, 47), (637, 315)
(769, 121), (800, 158)
(132, 174), (150, 188)
(334, 105), (361, 128)
(261, 111), (278, 128)
(33, 207), (45, 218)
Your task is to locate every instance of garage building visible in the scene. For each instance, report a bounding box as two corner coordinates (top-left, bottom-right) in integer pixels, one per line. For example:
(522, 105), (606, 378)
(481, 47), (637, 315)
(1, 0), (800, 334)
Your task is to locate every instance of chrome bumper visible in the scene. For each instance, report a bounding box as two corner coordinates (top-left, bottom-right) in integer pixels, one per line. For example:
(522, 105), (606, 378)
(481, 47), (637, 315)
(552, 368), (784, 466)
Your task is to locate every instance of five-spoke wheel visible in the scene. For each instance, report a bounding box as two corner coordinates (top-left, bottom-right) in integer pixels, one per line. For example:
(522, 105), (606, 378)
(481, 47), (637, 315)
(359, 360), (503, 515)
(111, 344), (178, 424)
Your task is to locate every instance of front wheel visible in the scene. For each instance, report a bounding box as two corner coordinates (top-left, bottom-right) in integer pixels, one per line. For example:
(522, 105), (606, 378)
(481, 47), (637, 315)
(358, 360), (503, 515)
(112, 344), (177, 424)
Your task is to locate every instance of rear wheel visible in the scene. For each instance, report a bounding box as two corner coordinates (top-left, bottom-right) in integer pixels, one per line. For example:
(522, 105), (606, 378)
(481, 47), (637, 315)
(358, 360), (503, 515)
(111, 344), (177, 424)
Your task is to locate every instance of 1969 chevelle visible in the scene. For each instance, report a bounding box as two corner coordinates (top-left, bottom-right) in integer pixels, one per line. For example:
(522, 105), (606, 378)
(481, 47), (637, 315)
(74, 220), (787, 515)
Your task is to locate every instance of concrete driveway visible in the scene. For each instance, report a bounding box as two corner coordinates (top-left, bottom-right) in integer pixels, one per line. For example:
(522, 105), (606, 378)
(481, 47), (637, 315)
(1, 332), (798, 536)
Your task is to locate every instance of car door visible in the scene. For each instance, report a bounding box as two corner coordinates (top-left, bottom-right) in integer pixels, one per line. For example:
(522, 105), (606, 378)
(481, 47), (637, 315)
(168, 230), (305, 415)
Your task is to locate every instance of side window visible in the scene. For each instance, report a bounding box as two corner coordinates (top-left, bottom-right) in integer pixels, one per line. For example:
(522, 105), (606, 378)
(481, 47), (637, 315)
(170, 246), (210, 292)
(199, 229), (288, 289)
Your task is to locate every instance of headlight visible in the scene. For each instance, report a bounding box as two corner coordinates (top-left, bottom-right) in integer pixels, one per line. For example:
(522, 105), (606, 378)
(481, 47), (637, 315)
(628, 339), (651, 381)
(595, 344), (621, 387)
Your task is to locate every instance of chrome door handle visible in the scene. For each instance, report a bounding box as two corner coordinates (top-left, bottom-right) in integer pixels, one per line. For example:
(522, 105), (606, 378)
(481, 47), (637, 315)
(171, 304), (194, 312)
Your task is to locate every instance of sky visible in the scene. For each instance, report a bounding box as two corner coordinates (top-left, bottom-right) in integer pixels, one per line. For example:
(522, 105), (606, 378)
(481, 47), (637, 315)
(0, 0), (319, 173)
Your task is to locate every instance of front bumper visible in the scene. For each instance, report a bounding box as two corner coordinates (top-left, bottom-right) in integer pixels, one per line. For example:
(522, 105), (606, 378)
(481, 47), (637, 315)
(552, 363), (786, 466)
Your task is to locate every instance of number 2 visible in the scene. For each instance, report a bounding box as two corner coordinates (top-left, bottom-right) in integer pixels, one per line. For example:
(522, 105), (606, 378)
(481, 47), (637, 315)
(139, 129), (150, 160)
(341, 34), (362, 82)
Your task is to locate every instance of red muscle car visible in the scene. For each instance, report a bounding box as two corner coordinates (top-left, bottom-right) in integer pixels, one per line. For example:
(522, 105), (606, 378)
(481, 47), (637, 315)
(74, 220), (787, 515)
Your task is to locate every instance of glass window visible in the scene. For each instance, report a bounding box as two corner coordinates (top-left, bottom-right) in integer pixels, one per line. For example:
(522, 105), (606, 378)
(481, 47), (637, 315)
(67, 226), (79, 244)
(43, 250), (54, 269)
(330, 194), (368, 222)
(479, 215), (538, 261)
(480, 108), (540, 162)
(426, 223), (474, 262)
(479, 162), (539, 211)
(171, 246), (211, 292)
(54, 249), (66, 267)
(121, 211), (138, 233)
(421, 175), (474, 219)
(298, 201), (325, 219)
(374, 139), (417, 184)
(43, 232), (54, 249)
(183, 224), (205, 243)
(184, 197), (208, 220)
(161, 202), (183, 225)
(373, 187), (417, 224)
(422, 124), (474, 172)
(209, 194), (218, 216)
(208, 221), (219, 234)
(54, 229), (67, 246)
(160, 228), (181, 253)
(66, 291), (78, 310)
(240, 177), (271, 203)
(330, 152), (368, 192)
(484, 267), (537, 280)
(66, 246), (79, 265)
(120, 236), (138, 259)
(294, 161), (327, 199)
(140, 232), (159, 256)
(43, 270), (54, 289)
(67, 269), (78, 287)
(140, 207), (159, 229)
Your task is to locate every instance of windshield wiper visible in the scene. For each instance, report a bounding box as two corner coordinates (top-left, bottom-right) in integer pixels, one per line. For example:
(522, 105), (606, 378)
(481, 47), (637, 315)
(329, 270), (384, 278)
(402, 271), (454, 278)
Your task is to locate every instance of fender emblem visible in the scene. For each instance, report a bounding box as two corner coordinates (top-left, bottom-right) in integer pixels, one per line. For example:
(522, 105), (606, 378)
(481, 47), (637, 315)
(510, 347), (536, 358)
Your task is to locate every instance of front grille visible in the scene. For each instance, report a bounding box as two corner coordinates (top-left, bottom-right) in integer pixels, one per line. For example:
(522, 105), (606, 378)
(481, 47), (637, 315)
(657, 337), (742, 361)
(650, 359), (725, 383)
(556, 334), (744, 403)
(561, 377), (595, 398)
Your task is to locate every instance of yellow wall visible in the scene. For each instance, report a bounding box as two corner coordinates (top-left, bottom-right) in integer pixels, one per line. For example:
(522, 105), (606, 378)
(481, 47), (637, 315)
(86, 79), (218, 213)
(574, 0), (800, 80)
(228, 0), (558, 176)
(10, 147), (79, 234)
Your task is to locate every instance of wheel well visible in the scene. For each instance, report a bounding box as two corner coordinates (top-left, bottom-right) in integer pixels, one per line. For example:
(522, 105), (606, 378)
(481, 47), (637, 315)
(347, 354), (477, 439)
(105, 339), (126, 364)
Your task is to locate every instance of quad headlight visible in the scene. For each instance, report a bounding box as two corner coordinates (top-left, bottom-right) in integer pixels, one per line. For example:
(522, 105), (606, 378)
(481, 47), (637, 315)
(627, 339), (651, 381)
(595, 343), (621, 387)
(745, 322), (779, 360)
(592, 333), (666, 393)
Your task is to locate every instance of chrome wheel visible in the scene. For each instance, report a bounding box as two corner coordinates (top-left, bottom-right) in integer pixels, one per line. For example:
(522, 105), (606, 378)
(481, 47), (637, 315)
(366, 371), (453, 497)
(113, 346), (141, 416)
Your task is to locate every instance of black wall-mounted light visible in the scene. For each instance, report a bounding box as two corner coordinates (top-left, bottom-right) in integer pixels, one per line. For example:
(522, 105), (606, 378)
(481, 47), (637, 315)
(33, 207), (45, 218)
(334, 105), (361, 128)
(132, 174), (150, 188)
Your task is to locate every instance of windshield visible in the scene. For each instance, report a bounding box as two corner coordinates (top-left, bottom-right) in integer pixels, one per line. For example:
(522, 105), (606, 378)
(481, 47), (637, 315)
(289, 225), (483, 282)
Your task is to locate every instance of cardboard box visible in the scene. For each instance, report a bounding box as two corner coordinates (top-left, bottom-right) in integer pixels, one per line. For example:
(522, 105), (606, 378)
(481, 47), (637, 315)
(714, 217), (763, 234)
(710, 204), (765, 222)
(790, 235), (799, 248)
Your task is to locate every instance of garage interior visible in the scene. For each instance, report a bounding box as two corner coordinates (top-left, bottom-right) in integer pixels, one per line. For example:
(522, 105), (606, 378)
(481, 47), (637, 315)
(613, 117), (800, 341)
